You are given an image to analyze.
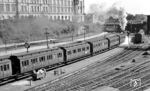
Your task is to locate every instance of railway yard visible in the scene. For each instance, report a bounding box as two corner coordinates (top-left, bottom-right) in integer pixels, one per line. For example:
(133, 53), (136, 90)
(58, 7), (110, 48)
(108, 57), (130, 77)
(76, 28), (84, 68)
(25, 48), (148, 91)
(1, 32), (150, 91)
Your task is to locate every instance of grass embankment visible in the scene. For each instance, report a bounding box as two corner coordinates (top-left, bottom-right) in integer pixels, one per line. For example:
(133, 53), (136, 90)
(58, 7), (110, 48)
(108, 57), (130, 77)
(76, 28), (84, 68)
(0, 17), (104, 45)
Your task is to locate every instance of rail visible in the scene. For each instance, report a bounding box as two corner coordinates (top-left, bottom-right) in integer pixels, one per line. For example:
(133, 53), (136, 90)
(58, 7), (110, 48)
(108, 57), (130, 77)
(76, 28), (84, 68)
(25, 49), (143, 91)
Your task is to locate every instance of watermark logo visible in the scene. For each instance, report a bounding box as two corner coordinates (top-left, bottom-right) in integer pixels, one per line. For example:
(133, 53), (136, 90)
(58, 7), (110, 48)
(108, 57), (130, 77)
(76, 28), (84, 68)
(130, 78), (141, 88)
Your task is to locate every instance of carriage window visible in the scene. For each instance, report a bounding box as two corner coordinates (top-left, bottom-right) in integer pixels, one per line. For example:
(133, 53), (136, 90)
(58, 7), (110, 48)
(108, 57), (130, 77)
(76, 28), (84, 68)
(87, 47), (89, 50)
(47, 55), (53, 60)
(22, 61), (24, 66)
(82, 47), (85, 51)
(73, 49), (76, 53)
(22, 60), (29, 66)
(39, 56), (45, 62)
(31, 59), (34, 63)
(99, 43), (101, 46)
(67, 51), (71, 55)
(7, 64), (9, 70)
(4, 65), (7, 71)
(26, 60), (29, 65)
(0, 65), (3, 71)
(57, 53), (62, 58)
(78, 48), (81, 52)
(31, 58), (38, 64)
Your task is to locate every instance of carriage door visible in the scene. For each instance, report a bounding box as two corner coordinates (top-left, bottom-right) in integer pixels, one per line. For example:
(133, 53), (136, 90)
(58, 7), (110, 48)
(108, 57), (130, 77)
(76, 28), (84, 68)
(9, 56), (21, 75)
(0, 64), (4, 79)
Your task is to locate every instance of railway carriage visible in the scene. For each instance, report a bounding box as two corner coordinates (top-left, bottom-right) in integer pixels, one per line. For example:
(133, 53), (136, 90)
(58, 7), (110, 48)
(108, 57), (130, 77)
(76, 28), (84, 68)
(0, 57), (12, 79)
(106, 34), (120, 48)
(87, 37), (109, 54)
(9, 48), (64, 74)
(0, 33), (126, 80)
(61, 42), (91, 62)
(119, 34), (126, 44)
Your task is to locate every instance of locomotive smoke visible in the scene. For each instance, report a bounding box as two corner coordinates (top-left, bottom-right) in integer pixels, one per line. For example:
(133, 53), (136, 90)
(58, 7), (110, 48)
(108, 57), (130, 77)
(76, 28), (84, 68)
(89, 2), (128, 31)
(122, 36), (131, 45)
(118, 8), (128, 30)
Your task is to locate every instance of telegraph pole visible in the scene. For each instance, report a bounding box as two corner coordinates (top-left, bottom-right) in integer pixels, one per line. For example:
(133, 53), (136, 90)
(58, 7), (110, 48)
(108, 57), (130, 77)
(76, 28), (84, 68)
(84, 28), (85, 41)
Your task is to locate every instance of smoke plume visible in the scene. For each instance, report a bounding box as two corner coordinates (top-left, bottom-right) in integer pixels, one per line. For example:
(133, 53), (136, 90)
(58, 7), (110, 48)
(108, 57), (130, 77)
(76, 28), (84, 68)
(89, 2), (128, 30)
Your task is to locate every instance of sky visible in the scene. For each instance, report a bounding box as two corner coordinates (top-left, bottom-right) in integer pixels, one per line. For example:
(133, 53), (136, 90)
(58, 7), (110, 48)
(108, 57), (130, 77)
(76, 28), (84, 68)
(84, 0), (150, 15)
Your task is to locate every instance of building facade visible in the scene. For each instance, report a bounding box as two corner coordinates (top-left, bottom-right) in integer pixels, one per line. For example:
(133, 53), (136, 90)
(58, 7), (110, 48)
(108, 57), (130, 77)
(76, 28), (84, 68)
(0, 0), (84, 22)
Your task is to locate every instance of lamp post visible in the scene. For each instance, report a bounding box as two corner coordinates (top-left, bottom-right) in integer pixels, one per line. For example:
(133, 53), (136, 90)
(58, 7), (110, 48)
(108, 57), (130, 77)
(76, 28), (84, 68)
(24, 41), (30, 53)
(4, 39), (7, 53)
(83, 25), (87, 41)
(44, 27), (49, 48)
(72, 32), (74, 41)
(84, 27), (85, 41)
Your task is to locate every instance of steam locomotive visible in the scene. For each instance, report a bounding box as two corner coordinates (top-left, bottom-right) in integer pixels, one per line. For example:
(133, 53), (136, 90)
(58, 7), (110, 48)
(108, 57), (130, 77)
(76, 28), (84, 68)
(0, 33), (125, 80)
(104, 23), (121, 32)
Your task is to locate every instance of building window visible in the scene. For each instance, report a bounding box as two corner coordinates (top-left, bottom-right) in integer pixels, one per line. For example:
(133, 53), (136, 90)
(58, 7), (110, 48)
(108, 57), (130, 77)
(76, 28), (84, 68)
(31, 6), (33, 12)
(53, 0), (56, 5)
(0, 4), (4, 12)
(53, 7), (56, 13)
(37, 6), (40, 12)
(57, 0), (60, 5)
(49, 6), (52, 12)
(46, 7), (48, 12)
(62, 16), (64, 20)
(65, 16), (67, 20)
(61, 8), (63, 13)
(48, 0), (52, 4)
(58, 16), (60, 20)
(57, 7), (59, 13)
(61, 0), (63, 6)
(6, 4), (10, 12)
(68, 0), (70, 6)
(64, 0), (67, 6)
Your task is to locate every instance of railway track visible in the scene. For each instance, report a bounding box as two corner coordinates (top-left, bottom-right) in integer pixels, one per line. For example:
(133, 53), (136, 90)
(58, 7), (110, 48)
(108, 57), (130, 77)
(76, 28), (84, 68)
(80, 56), (150, 91)
(0, 47), (121, 86)
(64, 50), (143, 91)
(26, 49), (144, 91)
(112, 61), (150, 91)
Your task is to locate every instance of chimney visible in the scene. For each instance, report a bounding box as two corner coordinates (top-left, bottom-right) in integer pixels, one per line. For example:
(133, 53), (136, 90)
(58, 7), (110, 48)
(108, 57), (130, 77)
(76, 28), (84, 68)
(147, 15), (150, 34)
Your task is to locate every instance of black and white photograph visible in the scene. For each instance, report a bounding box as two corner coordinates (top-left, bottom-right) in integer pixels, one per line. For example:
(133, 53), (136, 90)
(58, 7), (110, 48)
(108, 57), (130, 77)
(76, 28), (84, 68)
(0, 0), (149, 91)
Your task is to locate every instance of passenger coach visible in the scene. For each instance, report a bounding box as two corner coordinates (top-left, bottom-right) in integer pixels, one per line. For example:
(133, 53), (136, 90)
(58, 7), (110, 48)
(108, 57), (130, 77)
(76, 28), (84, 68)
(0, 33), (125, 80)
(0, 56), (12, 79)
(60, 42), (91, 63)
(9, 48), (64, 75)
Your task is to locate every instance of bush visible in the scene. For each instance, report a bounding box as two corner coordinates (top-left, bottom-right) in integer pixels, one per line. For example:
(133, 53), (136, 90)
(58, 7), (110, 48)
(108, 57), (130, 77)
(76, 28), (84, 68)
(0, 16), (104, 44)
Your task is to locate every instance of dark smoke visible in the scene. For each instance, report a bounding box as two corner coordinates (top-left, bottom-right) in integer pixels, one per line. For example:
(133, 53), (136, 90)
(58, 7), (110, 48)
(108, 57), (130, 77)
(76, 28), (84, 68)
(89, 2), (128, 30)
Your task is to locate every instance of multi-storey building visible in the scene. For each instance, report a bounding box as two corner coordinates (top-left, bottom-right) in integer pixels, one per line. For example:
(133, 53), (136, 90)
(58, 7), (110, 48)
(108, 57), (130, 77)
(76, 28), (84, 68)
(0, 0), (84, 22)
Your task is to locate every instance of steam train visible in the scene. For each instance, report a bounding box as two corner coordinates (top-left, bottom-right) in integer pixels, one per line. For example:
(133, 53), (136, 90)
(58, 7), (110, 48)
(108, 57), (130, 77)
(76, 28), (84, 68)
(0, 33), (125, 80)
